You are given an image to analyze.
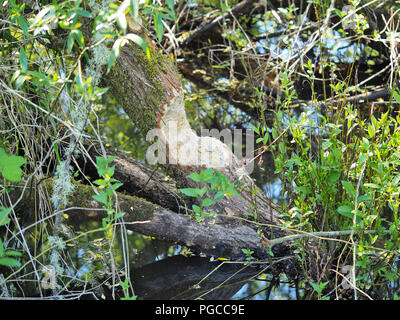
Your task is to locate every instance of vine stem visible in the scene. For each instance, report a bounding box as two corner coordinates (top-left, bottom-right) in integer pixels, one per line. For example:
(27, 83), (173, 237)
(265, 229), (376, 247)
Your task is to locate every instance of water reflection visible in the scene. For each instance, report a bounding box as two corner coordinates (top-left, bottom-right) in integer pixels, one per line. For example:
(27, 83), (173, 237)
(254, 14), (364, 63)
(130, 255), (301, 300)
(132, 255), (259, 300)
(58, 219), (301, 300)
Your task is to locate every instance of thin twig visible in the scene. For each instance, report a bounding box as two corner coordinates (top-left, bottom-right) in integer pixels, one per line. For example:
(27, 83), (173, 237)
(265, 229), (376, 247)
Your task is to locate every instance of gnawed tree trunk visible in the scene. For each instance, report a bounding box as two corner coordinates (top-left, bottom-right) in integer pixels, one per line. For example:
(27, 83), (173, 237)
(105, 27), (280, 219)
(57, 26), (292, 263)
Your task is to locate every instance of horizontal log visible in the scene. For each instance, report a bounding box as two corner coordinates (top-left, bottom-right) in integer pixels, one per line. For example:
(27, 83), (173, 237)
(63, 182), (269, 260)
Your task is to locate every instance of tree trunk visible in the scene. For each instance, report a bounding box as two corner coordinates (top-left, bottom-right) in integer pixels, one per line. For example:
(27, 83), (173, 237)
(71, 144), (291, 261)
(72, 27), (289, 261)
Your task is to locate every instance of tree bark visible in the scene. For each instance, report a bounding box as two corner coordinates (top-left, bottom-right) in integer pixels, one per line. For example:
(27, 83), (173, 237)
(33, 177), (276, 260)
(70, 27), (288, 260)
(72, 143), (289, 260)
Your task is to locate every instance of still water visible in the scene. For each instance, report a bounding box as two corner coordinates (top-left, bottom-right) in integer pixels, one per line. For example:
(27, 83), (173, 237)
(62, 219), (302, 300)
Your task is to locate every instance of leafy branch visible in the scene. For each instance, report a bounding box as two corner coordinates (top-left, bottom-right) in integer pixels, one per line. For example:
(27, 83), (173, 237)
(92, 156), (125, 231)
(0, 148), (25, 267)
(179, 168), (241, 222)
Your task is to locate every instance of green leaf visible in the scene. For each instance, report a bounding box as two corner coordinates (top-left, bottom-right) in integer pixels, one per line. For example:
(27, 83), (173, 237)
(125, 33), (148, 52)
(11, 69), (21, 84)
(4, 250), (22, 257)
(76, 9), (92, 18)
(93, 179), (106, 186)
(154, 12), (164, 42)
(214, 191), (225, 201)
(322, 140), (332, 150)
(105, 187), (114, 198)
(230, 189), (241, 198)
(380, 111), (388, 125)
(110, 182), (123, 191)
(201, 198), (216, 207)
(187, 172), (202, 182)
(95, 156), (114, 176)
(157, 12), (174, 21)
(192, 205), (202, 215)
(17, 16), (29, 36)
(8, 0), (18, 10)
(114, 211), (126, 219)
(337, 205), (353, 219)
(106, 156), (117, 164)
(393, 90), (400, 104)
(0, 149), (26, 182)
(310, 281), (328, 293)
(327, 170), (340, 185)
(73, 29), (85, 48)
(363, 183), (381, 189)
(358, 153), (368, 165)
(295, 185), (310, 195)
(198, 186), (207, 197)
(14, 74), (27, 89)
(67, 32), (75, 53)
(102, 216), (111, 227)
(0, 238), (4, 256)
(0, 207), (12, 226)
(67, 30), (85, 51)
(201, 168), (214, 182)
(130, 0), (139, 20)
(249, 124), (259, 135)
(357, 194), (372, 202)
(116, 10), (127, 33)
(31, 6), (51, 27)
(2, 160), (24, 181)
(121, 296), (138, 300)
(241, 248), (254, 255)
(107, 38), (124, 73)
(19, 47), (28, 72)
(179, 188), (201, 198)
(392, 174), (400, 186)
(263, 133), (269, 145)
(92, 192), (108, 205)
(367, 124), (375, 138)
(334, 8), (344, 18)
(107, 165), (115, 178)
(341, 180), (356, 198)
(0, 257), (21, 267)
(166, 0), (175, 12)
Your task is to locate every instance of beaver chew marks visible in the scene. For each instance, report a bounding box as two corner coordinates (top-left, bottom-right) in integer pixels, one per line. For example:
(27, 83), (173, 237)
(158, 88), (234, 169)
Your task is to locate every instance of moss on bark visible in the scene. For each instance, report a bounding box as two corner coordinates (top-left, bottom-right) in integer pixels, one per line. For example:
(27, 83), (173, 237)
(40, 178), (158, 223)
(106, 40), (180, 136)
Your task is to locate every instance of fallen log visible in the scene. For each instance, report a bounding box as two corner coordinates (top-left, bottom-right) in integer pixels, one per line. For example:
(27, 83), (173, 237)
(40, 179), (273, 260)
(71, 145), (288, 260)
